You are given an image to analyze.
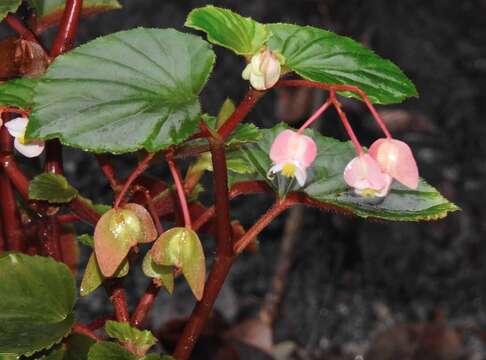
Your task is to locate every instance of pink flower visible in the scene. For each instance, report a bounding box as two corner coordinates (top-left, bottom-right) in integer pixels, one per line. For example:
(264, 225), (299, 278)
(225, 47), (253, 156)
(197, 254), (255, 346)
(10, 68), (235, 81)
(242, 48), (281, 90)
(369, 138), (419, 189)
(344, 154), (392, 197)
(5, 117), (45, 158)
(268, 129), (317, 186)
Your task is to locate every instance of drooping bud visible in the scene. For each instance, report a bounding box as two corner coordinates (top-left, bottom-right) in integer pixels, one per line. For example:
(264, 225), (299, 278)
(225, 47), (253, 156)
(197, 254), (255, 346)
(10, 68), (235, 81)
(343, 154), (392, 198)
(267, 129), (317, 187)
(369, 138), (419, 189)
(242, 48), (281, 90)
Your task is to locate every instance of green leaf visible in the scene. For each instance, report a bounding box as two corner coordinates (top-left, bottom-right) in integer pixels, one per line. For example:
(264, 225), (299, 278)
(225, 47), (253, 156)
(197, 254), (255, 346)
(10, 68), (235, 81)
(0, 0), (21, 22)
(64, 334), (96, 360)
(267, 23), (417, 104)
(27, 0), (121, 32)
(142, 252), (174, 294)
(87, 342), (134, 360)
(228, 123), (458, 221)
(29, 173), (78, 203)
(27, 28), (215, 154)
(80, 253), (128, 297)
(151, 228), (206, 300)
(77, 234), (94, 247)
(185, 5), (270, 56)
(0, 253), (76, 356)
(105, 320), (157, 355)
(216, 98), (235, 128)
(0, 78), (38, 109)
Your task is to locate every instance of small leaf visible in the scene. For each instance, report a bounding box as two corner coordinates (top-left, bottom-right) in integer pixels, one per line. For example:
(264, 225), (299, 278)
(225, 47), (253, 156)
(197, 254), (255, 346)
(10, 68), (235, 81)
(267, 23), (417, 104)
(0, 0), (21, 22)
(77, 234), (94, 247)
(28, 28), (215, 154)
(105, 320), (157, 356)
(29, 173), (78, 203)
(216, 98), (235, 128)
(122, 203), (157, 243)
(0, 78), (38, 109)
(227, 123), (458, 221)
(185, 5), (270, 56)
(27, 0), (121, 33)
(94, 208), (143, 277)
(80, 253), (128, 297)
(142, 252), (174, 294)
(87, 342), (135, 360)
(151, 228), (206, 300)
(0, 253), (76, 356)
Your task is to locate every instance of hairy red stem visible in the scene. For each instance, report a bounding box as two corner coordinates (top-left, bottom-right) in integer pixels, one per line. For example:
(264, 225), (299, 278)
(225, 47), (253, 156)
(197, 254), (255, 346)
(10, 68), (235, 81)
(57, 214), (81, 223)
(114, 152), (155, 208)
(173, 127), (234, 360)
(218, 88), (266, 140)
(87, 315), (114, 330)
(96, 155), (120, 192)
(50, 0), (83, 57)
(130, 280), (160, 328)
(107, 281), (130, 323)
(39, 217), (62, 261)
(68, 197), (101, 225)
(166, 151), (192, 228)
(72, 323), (102, 341)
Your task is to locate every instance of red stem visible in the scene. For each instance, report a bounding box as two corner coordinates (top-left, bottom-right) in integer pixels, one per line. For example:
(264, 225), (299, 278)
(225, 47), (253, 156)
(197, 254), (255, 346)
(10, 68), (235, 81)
(114, 152), (155, 208)
(39, 217), (62, 261)
(173, 127), (234, 360)
(234, 199), (290, 254)
(107, 281), (130, 323)
(130, 280), (160, 328)
(141, 187), (163, 234)
(68, 197), (101, 225)
(72, 323), (102, 341)
(166, 151), (192, 228)
(96, 155), (120, 192)
(4, 15), (49, 57)
(57, 214), (81, 223)
(217, 88), (266, 140)
(87, 315), (114, 330)
(50, 0), (83, 57)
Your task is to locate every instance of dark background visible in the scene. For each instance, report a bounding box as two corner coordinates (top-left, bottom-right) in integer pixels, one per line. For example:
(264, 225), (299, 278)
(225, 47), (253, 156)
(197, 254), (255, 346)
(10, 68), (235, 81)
(2, 1), (485, 359)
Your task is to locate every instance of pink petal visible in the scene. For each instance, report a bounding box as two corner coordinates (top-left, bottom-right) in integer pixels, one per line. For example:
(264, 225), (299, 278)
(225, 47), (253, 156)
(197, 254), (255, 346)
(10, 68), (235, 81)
(344, 154), (388, 191)
(369, 138), (419, 189)
(5, 117), (28, 138)
(269, 130), (317, 168)
(14, 138), (45, 158)
(269, 130), (295, 163)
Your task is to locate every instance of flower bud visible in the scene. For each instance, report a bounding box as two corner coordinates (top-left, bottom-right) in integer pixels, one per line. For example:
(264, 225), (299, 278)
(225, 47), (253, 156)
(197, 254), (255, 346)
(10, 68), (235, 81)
(242, 48), (281, 90)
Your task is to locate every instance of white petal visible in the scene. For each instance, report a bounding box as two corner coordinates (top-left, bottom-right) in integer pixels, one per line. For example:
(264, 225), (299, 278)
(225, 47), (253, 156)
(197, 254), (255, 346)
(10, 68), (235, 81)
(250, 73), (266, 91)
(294, 166), (307, 187)
(242, 63), (251, 80)
(267, 163), (283, 180)
(5, 117), (28, 138)
(14, 138), (45, 158)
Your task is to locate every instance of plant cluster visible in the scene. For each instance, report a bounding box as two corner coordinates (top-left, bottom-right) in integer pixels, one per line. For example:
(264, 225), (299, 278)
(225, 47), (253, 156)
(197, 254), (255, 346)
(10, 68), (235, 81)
(0, 2), (458, 359)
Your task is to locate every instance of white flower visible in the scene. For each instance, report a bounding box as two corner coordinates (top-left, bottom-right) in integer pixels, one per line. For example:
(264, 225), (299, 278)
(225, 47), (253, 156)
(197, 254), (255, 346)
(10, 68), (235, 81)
(242, 48), (281, 90)
(5, 117), (45, 158)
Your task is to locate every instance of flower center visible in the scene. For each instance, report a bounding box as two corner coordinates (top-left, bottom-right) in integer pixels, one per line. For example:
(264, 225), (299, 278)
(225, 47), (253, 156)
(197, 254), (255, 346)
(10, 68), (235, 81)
(360, 188), (381, 198)
(281, 163), (297, 177)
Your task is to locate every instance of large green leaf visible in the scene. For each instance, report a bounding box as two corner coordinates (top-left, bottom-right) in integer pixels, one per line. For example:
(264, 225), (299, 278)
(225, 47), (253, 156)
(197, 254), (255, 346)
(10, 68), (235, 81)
(267, 23), (417, 104)
(29, 173), (78, 203)
(27, 0), (121, 33)
(0, 78), (38, 109)
(185, 5), (270, 56)
(0, 0), (21, 22)
(27, 28), (215, 154)
(0, 253), (76, 356)
(227, 123), (458, 221)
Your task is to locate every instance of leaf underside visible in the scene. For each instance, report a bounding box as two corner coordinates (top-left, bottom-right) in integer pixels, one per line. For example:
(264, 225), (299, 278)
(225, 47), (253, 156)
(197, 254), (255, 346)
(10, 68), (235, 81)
(0, 78), (38, 109)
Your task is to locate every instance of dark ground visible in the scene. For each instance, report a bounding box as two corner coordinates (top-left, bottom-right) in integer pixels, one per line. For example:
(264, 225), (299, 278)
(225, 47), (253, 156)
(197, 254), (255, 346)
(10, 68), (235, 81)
(2, 1), (486, 359)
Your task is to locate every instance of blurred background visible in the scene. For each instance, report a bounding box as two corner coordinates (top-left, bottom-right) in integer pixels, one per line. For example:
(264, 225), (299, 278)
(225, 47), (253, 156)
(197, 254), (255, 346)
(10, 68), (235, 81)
(2, 1), (485, 359)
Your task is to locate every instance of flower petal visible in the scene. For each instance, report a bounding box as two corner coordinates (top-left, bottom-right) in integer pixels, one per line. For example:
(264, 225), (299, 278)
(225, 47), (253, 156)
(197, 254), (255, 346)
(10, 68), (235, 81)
(269, 130), (295, 164)
(294, 165), (307, 187)
(14, 138), (45, 158)
(5, 117), (28, 138)
(344, 154), (388, 191)
(369, 138), (419, 189)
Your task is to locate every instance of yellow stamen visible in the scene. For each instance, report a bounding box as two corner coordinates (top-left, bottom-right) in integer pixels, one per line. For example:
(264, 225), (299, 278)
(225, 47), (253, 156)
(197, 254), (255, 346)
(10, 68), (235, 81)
(360, 188), (379, 197)
(281, 163), (296, 177)
(18, 135), (26, 145)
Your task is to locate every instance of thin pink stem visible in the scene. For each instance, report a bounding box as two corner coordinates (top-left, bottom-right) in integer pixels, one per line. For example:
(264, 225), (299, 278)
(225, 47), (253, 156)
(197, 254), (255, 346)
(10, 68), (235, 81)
(167, 151), (192, 228)
(330, 92), (364, 156)
(114, 152), (155, 209)
(297, 98), (333, 134)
